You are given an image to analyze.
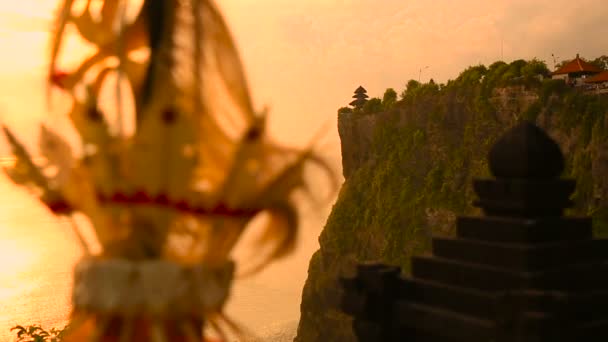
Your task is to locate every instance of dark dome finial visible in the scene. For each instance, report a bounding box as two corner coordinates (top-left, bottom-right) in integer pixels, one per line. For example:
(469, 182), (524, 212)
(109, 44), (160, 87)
(488, 121), (564, 179)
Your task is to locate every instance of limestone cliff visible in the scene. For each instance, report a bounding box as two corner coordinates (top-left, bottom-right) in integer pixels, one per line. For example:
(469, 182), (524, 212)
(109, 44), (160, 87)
(295, 60), (608, 341)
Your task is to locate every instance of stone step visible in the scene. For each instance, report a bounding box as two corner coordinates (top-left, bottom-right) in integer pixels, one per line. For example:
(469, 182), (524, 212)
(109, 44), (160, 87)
(411, 256), (608, 292)
(566, 292), (608, 321)
(456, 216), (592, 243)
(502, 311), (582, 341)
(392, 301), (495, 341)
(432, 237), (608, 271)
(402, 278), (608, 323)
(392, 300), (608, 341)
(353, 320), (467, 342)
(575, 319), (608, 340)
(400, 278), (497, 318)
(511, 313), (608, 341)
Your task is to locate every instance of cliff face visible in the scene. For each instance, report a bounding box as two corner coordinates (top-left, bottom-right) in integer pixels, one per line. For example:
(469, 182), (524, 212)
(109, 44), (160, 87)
(295, 66), (608, 341)
(338, 110), (394, 179)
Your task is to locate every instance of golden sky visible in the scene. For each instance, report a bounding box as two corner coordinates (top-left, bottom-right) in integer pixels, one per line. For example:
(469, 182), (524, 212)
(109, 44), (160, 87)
(0, 1), (605, 336)
(0, 0), (607, 153)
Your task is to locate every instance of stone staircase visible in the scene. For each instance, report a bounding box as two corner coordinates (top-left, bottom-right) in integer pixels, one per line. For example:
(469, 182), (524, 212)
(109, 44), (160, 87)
(340, 122), (608, 341)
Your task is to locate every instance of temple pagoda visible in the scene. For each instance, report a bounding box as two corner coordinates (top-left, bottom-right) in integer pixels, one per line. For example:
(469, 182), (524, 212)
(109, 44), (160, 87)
(349, 86), (369, 110)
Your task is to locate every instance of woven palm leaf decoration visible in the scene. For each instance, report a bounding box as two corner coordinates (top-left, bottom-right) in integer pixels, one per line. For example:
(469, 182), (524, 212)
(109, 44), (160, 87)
(3, 0), (336, 340)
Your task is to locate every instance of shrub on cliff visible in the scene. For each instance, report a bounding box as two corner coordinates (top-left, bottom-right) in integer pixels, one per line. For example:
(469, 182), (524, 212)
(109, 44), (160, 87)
(337, 106), (353, 115)
(382, 88), (397, 109)
(362, 97), (383, 114)
(11, 324), (66, 342)
(590, 55), (608, 70)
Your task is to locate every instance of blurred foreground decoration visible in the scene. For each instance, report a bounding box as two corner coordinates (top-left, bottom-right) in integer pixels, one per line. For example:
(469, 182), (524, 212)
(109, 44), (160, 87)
(340, 122), (608, 341)
(2, 0), (335, 340)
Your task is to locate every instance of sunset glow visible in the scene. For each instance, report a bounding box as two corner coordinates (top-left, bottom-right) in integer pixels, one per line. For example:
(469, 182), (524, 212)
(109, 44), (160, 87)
(0, 0), (606, 340)
(1, 0), (607, 151)
(0, 240), (36, 300)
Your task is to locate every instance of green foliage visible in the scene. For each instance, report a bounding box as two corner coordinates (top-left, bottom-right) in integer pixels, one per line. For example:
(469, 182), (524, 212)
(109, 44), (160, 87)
(500, 59), (528, 85)
(406, 79), (421, 91)
(455, 64), (487, 86)
(400, 80), (421, 99)
(590, 55), (608, 70)
(362, 97), (383, 114)
(337, 106), (353, 115)
(508, 59), (528, 72)
(521, 101), (543, 122)
(303, 58), (608, 341)
(555, 59), (568, 70)
(11, 325), (66, 342)
(382, 88), (397, 109)
(540, 79), (568, 103)
(323, 57), (608, 275)
(488, 61), (508, 71)
(521, 58), (550, 78)
(399, 81), (441, 106)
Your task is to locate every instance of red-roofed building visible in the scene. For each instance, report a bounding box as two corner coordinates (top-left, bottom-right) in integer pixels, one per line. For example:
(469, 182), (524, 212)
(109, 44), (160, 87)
(585, 70), (608, 93)
(585, 70), (608, 84)
(552, 54), (603, 85)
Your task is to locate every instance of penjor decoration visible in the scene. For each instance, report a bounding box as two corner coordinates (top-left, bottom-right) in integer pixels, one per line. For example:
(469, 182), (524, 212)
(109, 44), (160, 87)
(3, 0), (335, 340)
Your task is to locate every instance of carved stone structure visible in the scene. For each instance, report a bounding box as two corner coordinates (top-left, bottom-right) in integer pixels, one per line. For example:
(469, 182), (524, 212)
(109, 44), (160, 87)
(341, 121), (608, 341)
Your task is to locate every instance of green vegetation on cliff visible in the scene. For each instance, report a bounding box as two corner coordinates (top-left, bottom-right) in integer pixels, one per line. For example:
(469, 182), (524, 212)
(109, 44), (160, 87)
(296, 58), (608, 341)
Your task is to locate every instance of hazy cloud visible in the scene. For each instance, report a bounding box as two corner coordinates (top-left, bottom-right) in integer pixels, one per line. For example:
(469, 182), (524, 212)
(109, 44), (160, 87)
(0, 0), (606, 152)
(218, 0), (607, 147)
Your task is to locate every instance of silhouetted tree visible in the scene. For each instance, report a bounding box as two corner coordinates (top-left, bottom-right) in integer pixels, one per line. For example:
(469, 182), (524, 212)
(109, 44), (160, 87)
(382, 88), (397, 109)
(349, 86), (369, 110)
(555, 59), (568, 70)
(456, 65), (488, 85)
(406, 79), (421, 90)
(488, 61), (508, 71)
(400, 80), (421, 99)
(363, 97), (382, 114)
(591, 55), (608, 70)
(338, 106), (353, 115)
(521, 58), (551, 78)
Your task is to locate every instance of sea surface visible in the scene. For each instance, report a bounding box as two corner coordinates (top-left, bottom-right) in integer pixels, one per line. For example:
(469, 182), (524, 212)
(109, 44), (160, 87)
(0, 169), (335, 341)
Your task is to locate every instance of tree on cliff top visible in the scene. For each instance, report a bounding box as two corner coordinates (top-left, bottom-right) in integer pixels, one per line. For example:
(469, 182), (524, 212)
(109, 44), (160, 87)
(382, 88), (397, 109)
(591, 55), (608, 70)
(338, 106), (353, 115)
(521, 58), (551, 78)
(363, 97), (383, 114)
(349, 86), (369, 110)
